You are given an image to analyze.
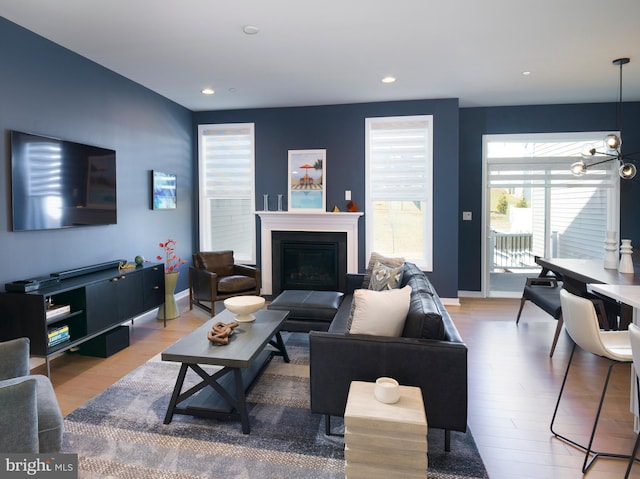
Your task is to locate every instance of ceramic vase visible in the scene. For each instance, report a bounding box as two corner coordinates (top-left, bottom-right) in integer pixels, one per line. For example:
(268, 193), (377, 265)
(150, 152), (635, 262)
(604, 230), (619, 269)
(619, 239), (635, 274)
(263, 194), (269, 211)
(158, 271), (180, 320)
(277, 194), (283, 211)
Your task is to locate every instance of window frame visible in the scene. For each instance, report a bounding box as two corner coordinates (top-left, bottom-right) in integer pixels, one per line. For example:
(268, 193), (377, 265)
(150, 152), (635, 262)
(365, 115), (434, 270)
(197, 123), (256, 264)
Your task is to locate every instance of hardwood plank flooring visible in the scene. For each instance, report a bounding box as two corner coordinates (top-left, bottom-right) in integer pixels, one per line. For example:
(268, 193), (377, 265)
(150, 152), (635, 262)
(35, 296), (640, 478)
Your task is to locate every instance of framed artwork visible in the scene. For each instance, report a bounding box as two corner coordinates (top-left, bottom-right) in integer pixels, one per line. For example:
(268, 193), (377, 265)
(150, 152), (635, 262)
(151, 170), (177, 210)
(288, 149), (326, 211)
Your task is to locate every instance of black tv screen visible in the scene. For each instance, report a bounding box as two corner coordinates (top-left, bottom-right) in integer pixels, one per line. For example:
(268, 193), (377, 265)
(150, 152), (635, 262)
(10, 130), (117, 231)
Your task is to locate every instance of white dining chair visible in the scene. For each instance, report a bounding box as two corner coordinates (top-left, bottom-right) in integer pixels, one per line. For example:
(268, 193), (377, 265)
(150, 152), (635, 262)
(625, 323), (640, 478)
(551, 289), (633, 473)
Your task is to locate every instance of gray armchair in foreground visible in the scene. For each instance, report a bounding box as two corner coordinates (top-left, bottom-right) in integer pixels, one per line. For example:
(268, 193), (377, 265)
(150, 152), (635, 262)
(0, 338), (64, 453)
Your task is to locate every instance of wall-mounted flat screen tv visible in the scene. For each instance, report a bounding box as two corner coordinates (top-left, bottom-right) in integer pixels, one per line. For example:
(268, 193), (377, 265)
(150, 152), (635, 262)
(151, 170), (177, 210)
(10, 130), (117, 231)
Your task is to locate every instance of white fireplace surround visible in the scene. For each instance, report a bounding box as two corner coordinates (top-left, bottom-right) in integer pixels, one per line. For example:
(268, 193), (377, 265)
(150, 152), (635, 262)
(257, 212), (363, 295)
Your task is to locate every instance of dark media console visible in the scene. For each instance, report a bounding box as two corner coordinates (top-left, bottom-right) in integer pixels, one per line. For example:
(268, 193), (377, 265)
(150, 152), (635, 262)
(0, 261), (165, 375)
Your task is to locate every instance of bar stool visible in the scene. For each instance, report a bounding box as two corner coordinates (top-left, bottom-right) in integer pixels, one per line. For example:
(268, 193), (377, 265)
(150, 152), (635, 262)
(551, 289), (633, 473)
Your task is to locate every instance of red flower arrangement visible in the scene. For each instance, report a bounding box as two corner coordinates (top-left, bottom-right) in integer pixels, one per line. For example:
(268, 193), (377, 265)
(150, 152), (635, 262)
(157, 239), (186, 273)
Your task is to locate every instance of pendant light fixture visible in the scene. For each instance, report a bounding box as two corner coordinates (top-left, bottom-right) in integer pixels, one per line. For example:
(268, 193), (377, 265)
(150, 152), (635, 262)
(570, 58), (639, 179)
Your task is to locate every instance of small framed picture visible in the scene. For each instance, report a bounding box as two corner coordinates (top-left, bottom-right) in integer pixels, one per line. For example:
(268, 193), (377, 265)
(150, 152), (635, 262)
(288, 149), (326, 211)
(151, 170), (177, 210)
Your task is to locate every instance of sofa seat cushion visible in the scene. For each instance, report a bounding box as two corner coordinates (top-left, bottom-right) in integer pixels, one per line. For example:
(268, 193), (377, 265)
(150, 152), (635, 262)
(268, 290), (344, 321)
(349, 286), (412, 337)
(218, 275), (257, 293)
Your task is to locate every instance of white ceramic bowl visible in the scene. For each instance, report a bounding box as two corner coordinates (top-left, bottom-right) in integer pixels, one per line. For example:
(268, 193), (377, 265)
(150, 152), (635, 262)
(223, 296), (265, 322)
(374, 377), (400, 404)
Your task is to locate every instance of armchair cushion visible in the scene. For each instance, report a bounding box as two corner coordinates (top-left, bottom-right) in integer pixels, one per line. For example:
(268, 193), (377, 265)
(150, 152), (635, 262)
(0, 377), (39, 453)
(218, 275), (257, 293)
(0, 338), (64, 453)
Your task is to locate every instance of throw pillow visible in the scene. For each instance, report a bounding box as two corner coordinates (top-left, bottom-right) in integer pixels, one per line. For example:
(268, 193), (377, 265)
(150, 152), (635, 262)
(368, 261), (404, 291)
(348, 285), (411, 337)
(361, 252), (405, 289)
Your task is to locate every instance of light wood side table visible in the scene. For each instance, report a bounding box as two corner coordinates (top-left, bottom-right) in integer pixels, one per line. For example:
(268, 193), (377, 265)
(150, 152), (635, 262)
(344, 380), (428, 478)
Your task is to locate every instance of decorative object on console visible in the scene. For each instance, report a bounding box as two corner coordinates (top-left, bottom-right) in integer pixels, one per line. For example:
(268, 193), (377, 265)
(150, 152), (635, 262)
(207, 320), (239, 345)
(288, 149), (326, 211)
(134, 255), (145, 266)
(570, 58), (639, 179)
(223, 295), (265, 322)
(604, 230), (619, 269)
(619, 239), (635, 274)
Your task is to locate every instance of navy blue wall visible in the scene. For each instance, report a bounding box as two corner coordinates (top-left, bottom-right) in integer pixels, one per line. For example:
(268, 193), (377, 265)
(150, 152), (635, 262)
(0, 18), (194, 291)
(194, 99), (460, 297)
(459, 102), (640, 292)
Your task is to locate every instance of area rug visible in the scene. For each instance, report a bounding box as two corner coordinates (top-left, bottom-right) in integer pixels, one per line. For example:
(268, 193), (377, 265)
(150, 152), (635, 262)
(62, 333), (487, 478)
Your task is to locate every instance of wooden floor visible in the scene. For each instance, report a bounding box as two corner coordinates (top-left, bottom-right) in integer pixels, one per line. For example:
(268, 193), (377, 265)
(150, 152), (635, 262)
(37, 296), (640, 478)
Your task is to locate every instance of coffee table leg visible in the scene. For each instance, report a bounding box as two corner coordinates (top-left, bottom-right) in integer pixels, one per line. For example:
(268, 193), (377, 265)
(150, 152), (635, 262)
(270, 331), (290, 363)
(233, 368), (251, 434)
(164, 363), (188, 424)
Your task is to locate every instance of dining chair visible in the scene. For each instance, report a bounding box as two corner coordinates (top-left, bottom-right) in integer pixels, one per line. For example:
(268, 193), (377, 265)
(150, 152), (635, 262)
(625, 323), (640, 478)
(551, 289), (633, 473)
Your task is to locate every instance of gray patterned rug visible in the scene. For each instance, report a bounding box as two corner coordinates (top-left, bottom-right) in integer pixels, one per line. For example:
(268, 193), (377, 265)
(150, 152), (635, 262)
(62, 333), (487, 478)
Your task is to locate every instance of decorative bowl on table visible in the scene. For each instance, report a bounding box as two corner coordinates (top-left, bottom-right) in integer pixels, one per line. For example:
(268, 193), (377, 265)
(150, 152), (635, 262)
(223, 296), (265, 322)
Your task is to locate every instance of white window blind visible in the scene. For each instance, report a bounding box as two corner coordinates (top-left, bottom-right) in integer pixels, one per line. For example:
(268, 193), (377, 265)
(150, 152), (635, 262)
(365, 115), (433, 270)
(198, 123), (255, 263)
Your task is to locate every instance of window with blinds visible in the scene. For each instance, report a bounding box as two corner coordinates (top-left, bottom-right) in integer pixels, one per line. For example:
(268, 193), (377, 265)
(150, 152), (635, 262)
(198, 123), (255, 263)
(365, 115), (433, 270)
(484, 132), (620, 260)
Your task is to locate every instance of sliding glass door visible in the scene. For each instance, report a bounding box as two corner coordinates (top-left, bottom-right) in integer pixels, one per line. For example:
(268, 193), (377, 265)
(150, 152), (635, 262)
(483, 132), (620, 297)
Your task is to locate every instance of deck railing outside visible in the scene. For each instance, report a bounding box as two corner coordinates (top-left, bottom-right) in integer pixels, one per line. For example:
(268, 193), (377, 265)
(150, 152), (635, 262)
(491, 231), (535, 271)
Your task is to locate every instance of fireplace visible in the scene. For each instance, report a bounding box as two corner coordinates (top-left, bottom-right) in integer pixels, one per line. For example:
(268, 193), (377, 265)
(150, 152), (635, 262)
(272, 231), (347, 295)
(257, 212), (363, 295)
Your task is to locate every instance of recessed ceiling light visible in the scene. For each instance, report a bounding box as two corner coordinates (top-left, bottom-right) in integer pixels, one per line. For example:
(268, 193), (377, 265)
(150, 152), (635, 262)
(201, 88), (215, 95)
(242, 25), (260, 35)
(381, 76), (396, 84)
(522, 71), (531, 76)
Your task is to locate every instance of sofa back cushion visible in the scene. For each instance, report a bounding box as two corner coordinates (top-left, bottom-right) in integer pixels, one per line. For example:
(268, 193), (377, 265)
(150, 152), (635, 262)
(400, 263), (446, 340)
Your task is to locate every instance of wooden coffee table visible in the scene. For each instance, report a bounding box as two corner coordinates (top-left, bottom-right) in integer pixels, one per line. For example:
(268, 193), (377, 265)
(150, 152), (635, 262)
(161, 308), (289, 433)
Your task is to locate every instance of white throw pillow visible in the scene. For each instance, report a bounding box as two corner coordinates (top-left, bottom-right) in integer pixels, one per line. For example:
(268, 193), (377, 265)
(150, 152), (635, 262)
(349, 285), (412, 337)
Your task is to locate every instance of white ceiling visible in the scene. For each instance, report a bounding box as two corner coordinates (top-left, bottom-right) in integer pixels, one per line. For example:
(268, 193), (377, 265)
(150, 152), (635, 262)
(2, 0), (640, 112)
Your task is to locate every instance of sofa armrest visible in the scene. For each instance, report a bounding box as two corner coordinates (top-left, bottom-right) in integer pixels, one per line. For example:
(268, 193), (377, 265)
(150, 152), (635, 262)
(0, 377), (39, 453)
(345, 273), (365, 295)
(309, 331), (468, 433)
(0, 337), (30, 380)
(189, 267), (219, 298)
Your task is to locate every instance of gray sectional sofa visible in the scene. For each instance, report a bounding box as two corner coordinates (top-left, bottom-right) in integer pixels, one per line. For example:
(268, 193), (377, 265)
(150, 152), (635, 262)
(308, 262), (468, 451)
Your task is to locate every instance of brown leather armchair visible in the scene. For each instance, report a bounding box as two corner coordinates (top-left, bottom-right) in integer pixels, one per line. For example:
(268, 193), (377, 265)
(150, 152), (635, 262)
(189, 251), (261, 315)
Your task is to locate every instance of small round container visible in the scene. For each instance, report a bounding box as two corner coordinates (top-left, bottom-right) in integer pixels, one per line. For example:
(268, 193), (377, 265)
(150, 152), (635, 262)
(374, 377), (400, 404)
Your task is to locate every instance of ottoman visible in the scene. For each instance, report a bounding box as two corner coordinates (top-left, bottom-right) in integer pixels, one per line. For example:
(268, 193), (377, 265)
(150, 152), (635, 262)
(268, 290), (344, 332)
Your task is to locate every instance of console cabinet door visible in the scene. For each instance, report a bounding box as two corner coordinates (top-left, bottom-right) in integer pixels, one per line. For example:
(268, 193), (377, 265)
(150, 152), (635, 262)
(143, 264), (165, 310)
(85, 281), (118, 334)
(116, 271), (144, 320)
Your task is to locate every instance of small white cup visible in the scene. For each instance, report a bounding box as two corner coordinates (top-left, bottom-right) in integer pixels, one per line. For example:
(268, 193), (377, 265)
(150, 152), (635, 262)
(374, 377), (400, 404)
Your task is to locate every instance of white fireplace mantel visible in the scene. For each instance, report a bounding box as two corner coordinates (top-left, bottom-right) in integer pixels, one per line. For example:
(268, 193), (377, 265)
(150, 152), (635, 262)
(257, 211), (364, 295)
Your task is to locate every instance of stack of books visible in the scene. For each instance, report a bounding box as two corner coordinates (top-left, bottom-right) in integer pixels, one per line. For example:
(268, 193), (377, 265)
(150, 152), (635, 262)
(46, 304), (71, 320)
(48, 324), (70, 347)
